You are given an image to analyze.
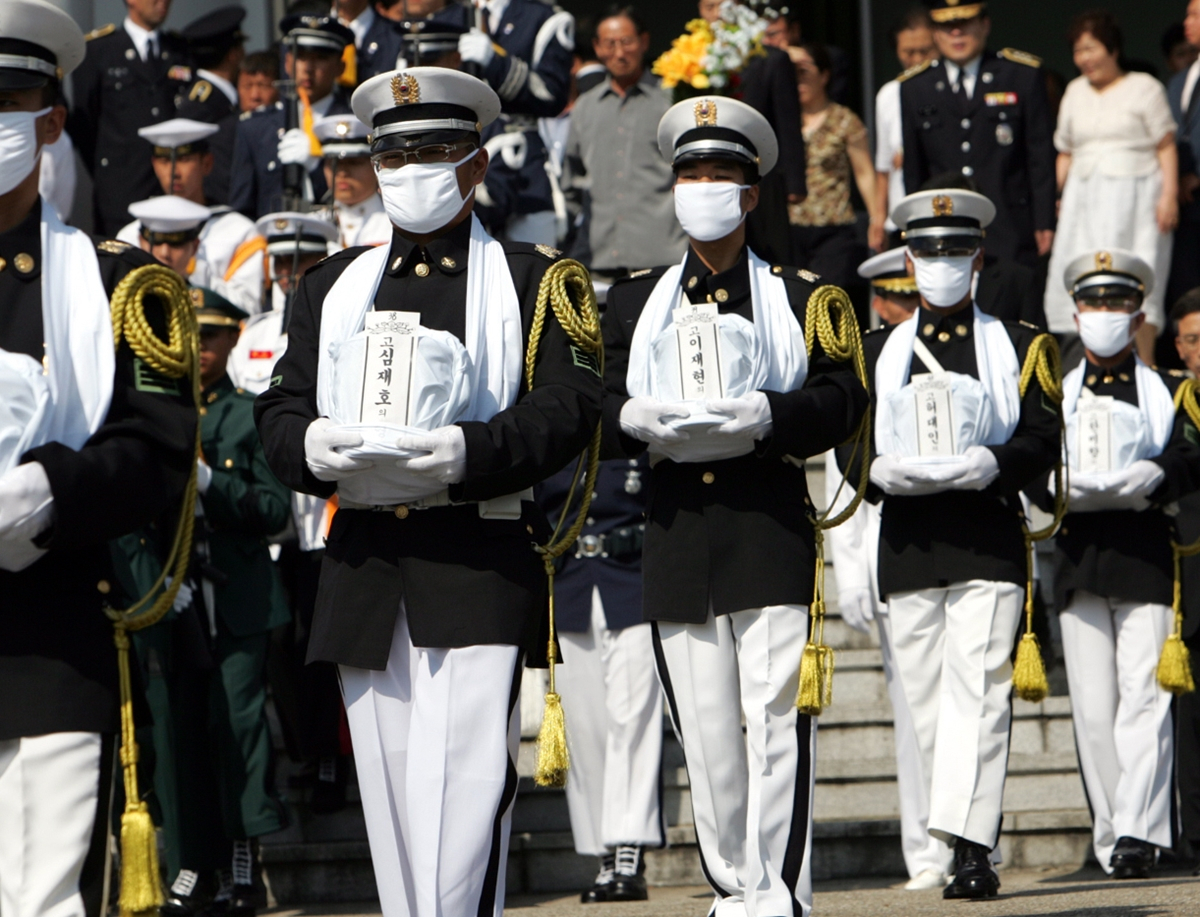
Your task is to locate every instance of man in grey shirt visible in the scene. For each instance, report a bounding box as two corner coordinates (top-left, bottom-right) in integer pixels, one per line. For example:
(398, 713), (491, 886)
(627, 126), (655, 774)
(564, 5), (686, 279)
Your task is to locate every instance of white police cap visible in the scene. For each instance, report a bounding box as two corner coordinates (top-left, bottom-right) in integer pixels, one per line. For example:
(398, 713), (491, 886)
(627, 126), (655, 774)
(892, 189), (995, 253)
(255, 212), (339, 256)
(1064, 248), (1154, 299)
(351, 67), (501, 155)
(129, 196), (212, 243)
(0, 0), (85, 89)
(313, 114), (371, 159)
(657, 96), (778, 177)
(138, 118), (220, 155)
(857, 247), (918, 295)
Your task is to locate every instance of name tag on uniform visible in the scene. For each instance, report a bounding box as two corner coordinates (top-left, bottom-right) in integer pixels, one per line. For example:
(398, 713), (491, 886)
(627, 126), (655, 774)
(248, 350), (274, 360)
(673, 302), (724, 401)
(360, 311), (420, 425)
(984, 92), (1018, 106)
(1078, 394), (1113, 474)
(912, 373), (955, 457)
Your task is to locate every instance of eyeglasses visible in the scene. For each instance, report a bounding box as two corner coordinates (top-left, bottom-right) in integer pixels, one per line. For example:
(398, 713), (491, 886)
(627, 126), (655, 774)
(910, 247), (980, 259)
(372, 143), (475, 171)
(1075, 297), (1141, 310)
(596, 36), (641, 52)
(1178, 334), (1200, 347)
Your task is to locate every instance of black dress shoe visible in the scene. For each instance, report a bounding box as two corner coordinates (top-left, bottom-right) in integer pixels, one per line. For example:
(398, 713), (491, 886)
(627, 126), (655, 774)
(161, 870), (212, 917)
(1110, 836), (1154, 879)
(942, 839), (1000, 899)
(608, 845), (649, 902)
(580, 854), (615, 903)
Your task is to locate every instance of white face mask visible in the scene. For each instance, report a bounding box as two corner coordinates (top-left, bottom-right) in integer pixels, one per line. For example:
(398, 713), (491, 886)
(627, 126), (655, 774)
(908, 250), (976, 308)
(0, 108), (50, 198)
(375, 150), (477, 235)
(674, 181), (749, 242)
(1076, 309), (1140, 358)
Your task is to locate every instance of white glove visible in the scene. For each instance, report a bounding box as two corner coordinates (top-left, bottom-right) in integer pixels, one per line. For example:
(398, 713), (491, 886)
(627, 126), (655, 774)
(458, 29), (495, 66)
(165, 576), (195, 613)
(0, 461), (54, 542)
(619, 396), (691, 448)
(942, 445), (1000, 492)
(393, 425), (467, 485)
(837, 586), (875, 634)
(196, 459), (213, 494)
(277, 128), (319, 171)
(1068, 460), (1165, 512)
(706, 392), (774, 441)
(870, 454), (967, 496)
(305, 418), (374, 482)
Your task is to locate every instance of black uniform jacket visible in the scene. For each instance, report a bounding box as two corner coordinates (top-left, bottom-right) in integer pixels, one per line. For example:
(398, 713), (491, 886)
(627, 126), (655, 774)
(844, 306), (1060, 598)
(69, 25), (191, 234)
(176, 75), (238, 206)
(900, 51), (1056, 266)
(254, 219), (602, 669)
(0, 207), (197, 740)
(1053, 359), (1200, 609)
(1179, 487), (1200, 641)
(601, 248), (868, 624)
(534, 456), (648, 633)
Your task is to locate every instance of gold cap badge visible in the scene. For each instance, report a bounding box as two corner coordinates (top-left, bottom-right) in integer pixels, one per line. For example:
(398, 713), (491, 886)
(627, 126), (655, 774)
(190, 288), (204, 306)
(1095, 251), (1113, 271)
(391, 73), (420, 106)
(931, 195), (954, 217)
(274, 218), (289, 230)
(335, 120), (351, 136)
(694, 99), (717, 127)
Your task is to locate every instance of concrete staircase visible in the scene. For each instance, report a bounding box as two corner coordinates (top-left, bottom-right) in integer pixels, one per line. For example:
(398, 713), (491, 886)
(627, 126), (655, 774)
(260, 457), (1094, 903)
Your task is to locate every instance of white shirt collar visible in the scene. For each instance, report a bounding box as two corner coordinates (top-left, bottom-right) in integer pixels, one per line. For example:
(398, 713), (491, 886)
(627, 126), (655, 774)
(197, 69), (238, 106)
(340, 5), (375, 47)
(484, 0), (511, 34)
(944, 55), (982, 81)
(123, 16), (159, 62)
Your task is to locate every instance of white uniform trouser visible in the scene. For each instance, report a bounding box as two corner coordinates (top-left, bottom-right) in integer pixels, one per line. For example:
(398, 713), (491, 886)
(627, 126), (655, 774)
(0, 732), (102, 917)
(876, 613), (954, 877)
(655, 605), (816, 917)
(340, 606), (522, 917)
(1059, 591), (1174, 871)
(558, 587), (664, 856)
(887, 580), (1025, 849)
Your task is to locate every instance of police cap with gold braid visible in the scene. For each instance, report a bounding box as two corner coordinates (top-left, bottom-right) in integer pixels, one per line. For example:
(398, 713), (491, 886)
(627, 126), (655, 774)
(0, 0), (85, 90)
(352, 66), (501, 155)
(657, 95), (778, 179)
(927, 0), (987, 25)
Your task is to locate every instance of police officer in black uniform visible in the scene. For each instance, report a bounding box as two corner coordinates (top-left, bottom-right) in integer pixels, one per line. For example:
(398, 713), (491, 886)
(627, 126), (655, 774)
(228, 15), (353, 220)
(0, 4), (196, 915)
(69, 0), (192, 234)
(177, 6), (246, 206)
(899, 0), (1056, 268)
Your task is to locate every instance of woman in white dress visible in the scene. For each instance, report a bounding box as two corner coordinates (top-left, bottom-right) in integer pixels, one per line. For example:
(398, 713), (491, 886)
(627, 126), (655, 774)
(1044, 10), (1178, 362)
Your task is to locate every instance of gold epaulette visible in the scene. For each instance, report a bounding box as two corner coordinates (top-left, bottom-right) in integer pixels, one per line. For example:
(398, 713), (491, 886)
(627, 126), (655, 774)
(534, 243), (562, 260)
(999, 47), (1042, 68)
(896, 59), (934, 83)
(85, 23), (116, 41)
(97, 239), (131, 254)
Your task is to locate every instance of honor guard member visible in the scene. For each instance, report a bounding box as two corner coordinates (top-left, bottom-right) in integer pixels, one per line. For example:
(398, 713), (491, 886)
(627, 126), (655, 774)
(69, 0), (192, 235)
(177, 6), (247, 206)
(602, 97), (868, 917)
(313, 114), (392, 250)
(0, 3), (196, 916)
(535, 455), (663, 903)
(254, 68), (602, 917)
(856, 189), (1061, 899)
(126, 195), (244, 307)
(228, 15), (354, 220)
(1052, 251), (1200, 878)
(119, 119), (266, 313)
(228, 214), (347, 811)
(450, 0), (575, 244)
(899, 0), (1056, 267)
(826, 247), (954, 889)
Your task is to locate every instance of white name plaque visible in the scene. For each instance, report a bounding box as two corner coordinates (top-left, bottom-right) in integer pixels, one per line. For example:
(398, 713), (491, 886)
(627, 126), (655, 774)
(1077, 394), (1113, 475)
(912, 373), (956, 458)
(359, 310), (421, 425)
(672, 302), (724, 401)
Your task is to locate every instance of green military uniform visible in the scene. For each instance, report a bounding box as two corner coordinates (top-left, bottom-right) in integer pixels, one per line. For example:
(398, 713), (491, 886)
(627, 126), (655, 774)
(111, 289), (291, 900)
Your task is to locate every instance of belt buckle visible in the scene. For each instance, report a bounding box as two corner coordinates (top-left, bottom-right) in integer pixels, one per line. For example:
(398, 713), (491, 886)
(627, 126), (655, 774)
(578, 534), (604, 558)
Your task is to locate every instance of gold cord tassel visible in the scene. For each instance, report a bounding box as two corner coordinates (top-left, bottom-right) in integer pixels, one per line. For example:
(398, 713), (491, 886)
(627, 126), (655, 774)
(114, 627), (164, 916)
(797, 529), (836, 714)
(526, 259), (603, 788)
(1159, 543), (1198, 694)
(104, 264), (202, 909)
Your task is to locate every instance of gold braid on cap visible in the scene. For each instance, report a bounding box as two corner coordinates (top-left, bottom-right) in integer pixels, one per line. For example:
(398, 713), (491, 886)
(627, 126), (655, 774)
(391, 73), (420, 105)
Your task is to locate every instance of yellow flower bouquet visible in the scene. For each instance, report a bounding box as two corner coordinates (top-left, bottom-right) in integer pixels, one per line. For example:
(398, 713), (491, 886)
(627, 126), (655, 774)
(652, 1), (768, 101)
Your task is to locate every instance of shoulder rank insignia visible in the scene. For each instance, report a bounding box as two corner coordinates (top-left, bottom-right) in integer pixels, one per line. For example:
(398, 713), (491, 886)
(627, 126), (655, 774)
(1168, 368), (1193, 378)
(239, 109), (253, 121)
(797, 268), (821, 282)
(628, 268), (654, 279)
(189, 80), (213, 103)
(999, 47), (1042, 68)
(896, 59), (933, 83)
(85, 23), (116, 41)
(97, 239), (131, 254)
(534, 243), (562, 260)
(1018, 319), (1041, 330)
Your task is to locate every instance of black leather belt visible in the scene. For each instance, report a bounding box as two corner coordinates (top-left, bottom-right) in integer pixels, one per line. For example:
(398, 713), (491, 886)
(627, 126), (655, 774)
(574, 524), (644, 560)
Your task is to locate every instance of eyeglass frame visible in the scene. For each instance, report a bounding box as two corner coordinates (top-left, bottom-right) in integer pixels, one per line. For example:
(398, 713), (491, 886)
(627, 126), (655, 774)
(371, 141), (478, 171)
